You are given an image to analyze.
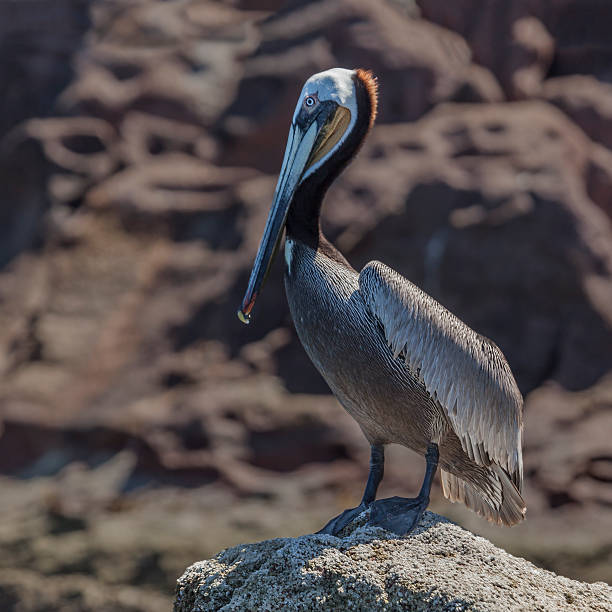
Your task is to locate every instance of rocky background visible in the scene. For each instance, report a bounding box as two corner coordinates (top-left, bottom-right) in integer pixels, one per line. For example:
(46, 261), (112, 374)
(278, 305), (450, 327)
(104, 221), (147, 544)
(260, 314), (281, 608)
(1, 1), (612, 610)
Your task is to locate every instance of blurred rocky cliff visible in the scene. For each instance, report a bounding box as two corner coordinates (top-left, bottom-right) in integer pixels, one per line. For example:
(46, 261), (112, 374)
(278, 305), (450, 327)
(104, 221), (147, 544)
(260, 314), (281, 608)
(1, 0), (612, 609)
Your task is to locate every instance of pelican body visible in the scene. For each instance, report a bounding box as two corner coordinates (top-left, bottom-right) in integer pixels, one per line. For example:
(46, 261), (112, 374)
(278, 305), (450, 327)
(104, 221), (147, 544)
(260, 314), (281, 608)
(238, 68), (525, 534)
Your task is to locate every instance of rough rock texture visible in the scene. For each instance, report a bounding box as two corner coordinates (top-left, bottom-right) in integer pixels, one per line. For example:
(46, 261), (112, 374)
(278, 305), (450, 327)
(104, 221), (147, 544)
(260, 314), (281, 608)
(2, 0), (612, 609)
(175, 512), (612, 612)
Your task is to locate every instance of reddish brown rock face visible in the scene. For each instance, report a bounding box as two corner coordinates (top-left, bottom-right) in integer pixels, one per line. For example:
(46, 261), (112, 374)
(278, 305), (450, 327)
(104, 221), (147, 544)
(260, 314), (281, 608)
(1, 0), (612, 608)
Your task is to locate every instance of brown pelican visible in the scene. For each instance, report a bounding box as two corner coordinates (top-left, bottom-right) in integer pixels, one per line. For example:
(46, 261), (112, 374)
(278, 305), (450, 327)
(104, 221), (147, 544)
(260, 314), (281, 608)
(238, 68), (525, 535)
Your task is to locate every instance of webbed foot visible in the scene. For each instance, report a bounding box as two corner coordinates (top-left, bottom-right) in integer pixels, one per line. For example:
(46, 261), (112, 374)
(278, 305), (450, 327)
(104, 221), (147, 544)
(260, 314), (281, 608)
(368, 495), (428, 536)
(317, 503), (368, 536)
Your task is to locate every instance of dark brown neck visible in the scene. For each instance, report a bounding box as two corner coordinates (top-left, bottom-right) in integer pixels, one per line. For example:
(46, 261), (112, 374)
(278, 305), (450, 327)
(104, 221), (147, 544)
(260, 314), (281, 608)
(285, 73), (374, 261)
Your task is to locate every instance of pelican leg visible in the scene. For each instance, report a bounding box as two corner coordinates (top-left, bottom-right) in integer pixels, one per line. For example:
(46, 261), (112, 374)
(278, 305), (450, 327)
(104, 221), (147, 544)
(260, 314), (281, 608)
(369, 442), (439, 536)
(317, 444), (384, 536)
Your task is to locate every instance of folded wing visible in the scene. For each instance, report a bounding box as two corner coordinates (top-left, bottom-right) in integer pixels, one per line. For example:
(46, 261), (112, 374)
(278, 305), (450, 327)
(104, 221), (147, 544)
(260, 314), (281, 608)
(359, 261), (524, 493)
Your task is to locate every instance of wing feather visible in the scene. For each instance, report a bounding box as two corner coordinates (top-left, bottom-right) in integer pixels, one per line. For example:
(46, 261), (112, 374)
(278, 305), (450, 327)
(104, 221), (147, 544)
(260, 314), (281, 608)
(359, 261), (523, 487)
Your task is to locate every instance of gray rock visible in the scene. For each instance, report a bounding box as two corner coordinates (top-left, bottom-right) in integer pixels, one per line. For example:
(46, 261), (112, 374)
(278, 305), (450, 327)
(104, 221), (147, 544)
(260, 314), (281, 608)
(174, 511), (612, 612)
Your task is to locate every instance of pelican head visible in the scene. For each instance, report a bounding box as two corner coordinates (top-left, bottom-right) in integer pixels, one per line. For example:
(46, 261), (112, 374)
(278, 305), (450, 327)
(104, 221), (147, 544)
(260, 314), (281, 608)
(238, 68), (378, 324)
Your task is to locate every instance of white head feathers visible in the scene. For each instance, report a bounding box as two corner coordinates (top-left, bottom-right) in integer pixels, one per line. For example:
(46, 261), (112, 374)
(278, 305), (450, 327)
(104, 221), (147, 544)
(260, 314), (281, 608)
(292, 68), (358, 122)
(294, 68), (358, 180)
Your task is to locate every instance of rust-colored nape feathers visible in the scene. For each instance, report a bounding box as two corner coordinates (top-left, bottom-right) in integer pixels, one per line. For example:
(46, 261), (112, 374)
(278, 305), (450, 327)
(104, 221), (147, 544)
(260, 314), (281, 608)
(354, 68), (378, 128)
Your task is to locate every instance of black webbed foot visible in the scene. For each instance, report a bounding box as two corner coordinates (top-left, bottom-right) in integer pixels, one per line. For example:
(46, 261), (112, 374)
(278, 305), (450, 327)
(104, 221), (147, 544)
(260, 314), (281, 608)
(368, 495), (428, 536)
(316, 502), (368, 535)
(317, 443), (437, 538)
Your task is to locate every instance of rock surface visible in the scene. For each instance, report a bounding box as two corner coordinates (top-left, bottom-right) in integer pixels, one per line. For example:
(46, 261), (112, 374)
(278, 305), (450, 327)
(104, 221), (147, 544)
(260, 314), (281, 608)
(175, 512), (612, 612)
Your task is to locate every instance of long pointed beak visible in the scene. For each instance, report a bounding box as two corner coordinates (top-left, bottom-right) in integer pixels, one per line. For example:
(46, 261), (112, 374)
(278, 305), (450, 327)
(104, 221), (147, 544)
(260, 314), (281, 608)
(237, 121), (318, 324)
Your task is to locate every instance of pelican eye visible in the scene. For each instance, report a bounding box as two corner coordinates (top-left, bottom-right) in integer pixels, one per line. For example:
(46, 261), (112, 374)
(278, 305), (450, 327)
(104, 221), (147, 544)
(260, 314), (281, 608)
(304, 95), (316, 108)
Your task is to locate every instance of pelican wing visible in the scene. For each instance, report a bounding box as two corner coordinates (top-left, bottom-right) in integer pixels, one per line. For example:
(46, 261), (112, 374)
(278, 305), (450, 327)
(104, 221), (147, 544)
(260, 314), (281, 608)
(359, 261), (523, 486)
